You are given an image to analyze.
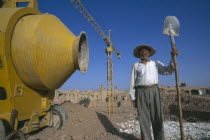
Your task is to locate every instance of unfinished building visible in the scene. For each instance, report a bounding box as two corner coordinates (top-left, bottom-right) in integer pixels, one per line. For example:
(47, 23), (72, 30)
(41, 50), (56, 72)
(53, 85), (131, 108)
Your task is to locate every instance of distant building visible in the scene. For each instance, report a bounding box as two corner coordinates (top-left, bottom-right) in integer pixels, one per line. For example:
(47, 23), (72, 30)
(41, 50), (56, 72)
(159, 85), (209, 95)
(54, 84), (209, 107)
(53, 85), (131, 107)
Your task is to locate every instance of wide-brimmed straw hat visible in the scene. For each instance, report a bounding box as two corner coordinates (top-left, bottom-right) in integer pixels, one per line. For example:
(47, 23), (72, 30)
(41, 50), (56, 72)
(133, 44), (156, 58)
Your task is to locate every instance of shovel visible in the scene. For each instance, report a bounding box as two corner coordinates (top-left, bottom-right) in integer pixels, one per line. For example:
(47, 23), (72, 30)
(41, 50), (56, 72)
(163, 16), (184, 140)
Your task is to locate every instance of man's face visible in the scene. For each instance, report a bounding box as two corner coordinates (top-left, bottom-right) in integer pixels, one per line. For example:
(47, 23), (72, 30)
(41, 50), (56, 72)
(140, 48), (150, 59)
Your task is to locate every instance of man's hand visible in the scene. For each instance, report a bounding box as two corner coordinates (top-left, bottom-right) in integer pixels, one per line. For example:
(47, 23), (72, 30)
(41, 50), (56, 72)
(132, 100), (137, 108)
(171, 48), (178, 56)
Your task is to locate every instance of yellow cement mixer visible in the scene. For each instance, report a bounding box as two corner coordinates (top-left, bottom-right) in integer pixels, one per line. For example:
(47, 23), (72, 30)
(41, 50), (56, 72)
(0, 0), (89, 139)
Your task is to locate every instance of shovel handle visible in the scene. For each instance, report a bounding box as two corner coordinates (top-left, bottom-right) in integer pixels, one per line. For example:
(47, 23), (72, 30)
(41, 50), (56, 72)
(169, 33), (185, 140)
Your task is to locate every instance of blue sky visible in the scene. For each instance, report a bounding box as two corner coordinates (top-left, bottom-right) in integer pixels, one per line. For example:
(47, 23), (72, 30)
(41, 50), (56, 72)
(37, 0), (210, 91)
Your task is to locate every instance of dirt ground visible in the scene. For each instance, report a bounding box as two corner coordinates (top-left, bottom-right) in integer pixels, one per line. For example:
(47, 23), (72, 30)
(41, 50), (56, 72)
(26, 93), (210, 140)
(162, 93), (210, 122)
(27, 102), (140, 140)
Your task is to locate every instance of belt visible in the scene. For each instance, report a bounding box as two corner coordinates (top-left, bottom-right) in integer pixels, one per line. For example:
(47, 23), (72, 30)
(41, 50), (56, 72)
(136, 84), (157, 89)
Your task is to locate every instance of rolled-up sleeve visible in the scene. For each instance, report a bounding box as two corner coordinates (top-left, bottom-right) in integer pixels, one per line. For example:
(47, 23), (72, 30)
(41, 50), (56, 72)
(156, 60), (175, 75)
(129, 64), (136, 100)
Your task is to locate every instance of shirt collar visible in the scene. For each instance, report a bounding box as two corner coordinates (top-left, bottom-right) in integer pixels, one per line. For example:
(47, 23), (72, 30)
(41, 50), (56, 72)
(140, 59), (150, 64)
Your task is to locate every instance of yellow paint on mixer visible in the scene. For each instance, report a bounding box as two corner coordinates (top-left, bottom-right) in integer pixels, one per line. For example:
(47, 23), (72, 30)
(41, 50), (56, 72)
(11, 13), (88, 90)
(0, 0), (89, 134)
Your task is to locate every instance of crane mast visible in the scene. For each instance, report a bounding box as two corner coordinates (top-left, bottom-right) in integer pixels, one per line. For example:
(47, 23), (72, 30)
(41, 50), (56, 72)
(70, 0), (120, 116)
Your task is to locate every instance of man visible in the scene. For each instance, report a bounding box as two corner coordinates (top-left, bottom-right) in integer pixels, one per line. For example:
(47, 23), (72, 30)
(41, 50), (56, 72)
(129, 44), (178, 140)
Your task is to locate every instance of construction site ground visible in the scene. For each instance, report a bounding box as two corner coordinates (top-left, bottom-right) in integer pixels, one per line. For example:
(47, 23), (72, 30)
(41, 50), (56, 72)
(26, 102), (140, 140)
(26, 93), (210, 140)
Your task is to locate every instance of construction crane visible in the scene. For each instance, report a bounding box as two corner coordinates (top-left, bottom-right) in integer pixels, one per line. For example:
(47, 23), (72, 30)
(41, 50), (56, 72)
(70, 0), (120, 116)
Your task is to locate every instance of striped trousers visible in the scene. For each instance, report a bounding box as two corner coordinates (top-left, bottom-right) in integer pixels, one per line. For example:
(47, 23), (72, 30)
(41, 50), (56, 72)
(136, 85), (164, 140)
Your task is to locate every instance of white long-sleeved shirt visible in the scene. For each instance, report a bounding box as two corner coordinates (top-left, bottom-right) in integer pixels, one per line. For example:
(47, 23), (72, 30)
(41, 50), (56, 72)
(129, 60), (175, 100)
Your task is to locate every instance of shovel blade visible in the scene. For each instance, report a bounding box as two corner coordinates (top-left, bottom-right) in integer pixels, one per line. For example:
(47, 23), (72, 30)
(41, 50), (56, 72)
(163, 16), (180, 36)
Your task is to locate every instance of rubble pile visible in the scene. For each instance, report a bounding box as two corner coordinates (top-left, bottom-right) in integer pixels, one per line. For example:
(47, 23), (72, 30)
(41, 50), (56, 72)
(117, 120), (140, 135)
(117, 120), (210, 140)
(164, 121), (210, 140)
